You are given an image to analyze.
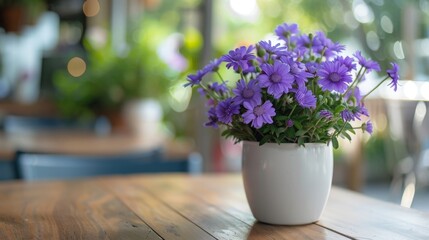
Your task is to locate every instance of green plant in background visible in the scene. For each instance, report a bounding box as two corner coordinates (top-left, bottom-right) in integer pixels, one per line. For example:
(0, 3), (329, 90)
(54, 20), (174, 120)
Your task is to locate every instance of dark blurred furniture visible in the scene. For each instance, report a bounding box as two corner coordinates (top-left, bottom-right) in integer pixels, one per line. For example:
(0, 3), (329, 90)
(0, 161), (15, 180)
(3, 115), (95, 133)
(15, 150), (202, 181)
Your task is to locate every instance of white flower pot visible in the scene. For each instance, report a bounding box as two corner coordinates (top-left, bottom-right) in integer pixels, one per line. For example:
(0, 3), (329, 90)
(242, 141), (333, 225)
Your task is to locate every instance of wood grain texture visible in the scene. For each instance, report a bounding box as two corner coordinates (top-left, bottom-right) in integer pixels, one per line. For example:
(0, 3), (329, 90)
(1, 174), (428, 240)
(0, 179), (161, 240)
(318, 187), (429, 240)
(103, 174), (350, 240)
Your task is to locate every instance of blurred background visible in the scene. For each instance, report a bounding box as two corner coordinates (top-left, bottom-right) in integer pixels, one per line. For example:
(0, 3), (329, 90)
(1, 0), (429, 211)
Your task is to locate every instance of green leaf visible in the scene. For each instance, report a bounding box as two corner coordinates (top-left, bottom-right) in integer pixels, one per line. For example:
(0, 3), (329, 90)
(342, 131), (352, 141)
(296, 130), (306, 136)
(332, 137), (339, 149)
(275, 115), (289, 121)
(260, 135), (271, 145)
(298, 137), (306, 146)
(334, 104), (346, 114)
(294, 121), (303, 129)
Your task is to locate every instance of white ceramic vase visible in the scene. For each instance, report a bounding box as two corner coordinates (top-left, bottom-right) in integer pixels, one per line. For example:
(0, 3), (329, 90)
(242, 141), (333, 225)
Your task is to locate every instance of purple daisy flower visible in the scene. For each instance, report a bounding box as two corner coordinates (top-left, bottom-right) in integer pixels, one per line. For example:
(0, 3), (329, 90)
(364, 120), (373, 134)
(233, 79), (262, 106)
(354, 51), (381, 73)
(197, 88), (206, 97)
(335, 56), (356, 71)
(341, 109), (354, 122)
(313, 31), (345, 58)
(286, 119), (294, 127)
(319, 110), (333, 120)
(242, 100), (276, 129)
(204, 107), (218, 128)
(295, 88), (317, 109)
(257, 61), (295, 99)
(281, 57), (313, 88)
(243, 66), (257, 74)
(318, 61), (353, 93)
(387, 62), (399, 91)
(209, 82), (228, 95)
(215, 98), (240, 124)
(184, 70), (205, 87)
(350, 106), (366, 121)
(345, 87), (362, 106)
(258, 40), (289, 56)
(275, 23), (299, 45)
(202, 58), (222, 74)
(305, 62), (319, 77)
(221, 45), (255, 72)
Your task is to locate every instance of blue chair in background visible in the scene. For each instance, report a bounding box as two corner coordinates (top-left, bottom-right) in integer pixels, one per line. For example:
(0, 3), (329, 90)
(15, 148), (202, 181)
(0, 161), (16, 181)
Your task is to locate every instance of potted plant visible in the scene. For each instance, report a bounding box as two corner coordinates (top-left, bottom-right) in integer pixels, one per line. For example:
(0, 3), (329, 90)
(53, 27), (172, 133)
(184, 23), (399, 225)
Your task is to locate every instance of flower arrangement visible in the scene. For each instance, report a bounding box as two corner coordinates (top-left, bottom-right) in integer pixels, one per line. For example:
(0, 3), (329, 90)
(184, 23), (399, 148)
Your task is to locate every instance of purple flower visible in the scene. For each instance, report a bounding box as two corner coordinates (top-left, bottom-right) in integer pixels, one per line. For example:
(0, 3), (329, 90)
(242, 100), (276, 129)
(205, 107), (218, 128)
(258, 40), (289, 56)
(313, 31), (345, 58)
(215, 98), (240, 124)
(275, 23), (299, 45)
(335, 56), (356, 71)
(354, 51), (381, 73)
(345, 87), (362, 106)
(257, 61), (294, 99)
(233, 79), (262, 106)
(209, 82), (228, 95)
(281, 57), (313, 88)
(202, 58), (222, 73)
(350, 105), (369, 121)
(305, 62), (319, 77)
(197, 88), (206, 97)
(364, 120), (373, 134)
(286, 119), (294, 127)
(387, 62), (399, 91)
(184, 70), (204, 87)
(319, 110), (333, 120)
(341, 110), (354, 122)
(295, 88), (316, 109)
(243, 66), (257, 74)
(318, 61), (353, 93)
(221, 46), (255, 72)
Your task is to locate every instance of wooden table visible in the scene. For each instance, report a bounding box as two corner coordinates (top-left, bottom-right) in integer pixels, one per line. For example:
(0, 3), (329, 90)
(0, 131), (193, 161)
(1, 174), (428, 239)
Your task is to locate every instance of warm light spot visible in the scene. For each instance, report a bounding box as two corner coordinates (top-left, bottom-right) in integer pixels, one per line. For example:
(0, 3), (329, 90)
(83, 0), (100, 17)
(67, 57), (86, 77)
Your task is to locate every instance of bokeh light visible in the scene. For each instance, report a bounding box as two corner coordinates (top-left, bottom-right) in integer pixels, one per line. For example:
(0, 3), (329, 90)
(83, 0), (100, 17)
(67, 57), (86, 77)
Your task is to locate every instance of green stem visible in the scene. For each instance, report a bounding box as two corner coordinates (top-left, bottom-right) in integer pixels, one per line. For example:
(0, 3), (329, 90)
(361, 76), (389, 101)
(216, 71), (226, 84)
(343, 67), (364, 97)
(287, 104), (297, 118)
(334, 122), (348, 138)
(310, 118), (323, 138)
(199, 83), (220, 101)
